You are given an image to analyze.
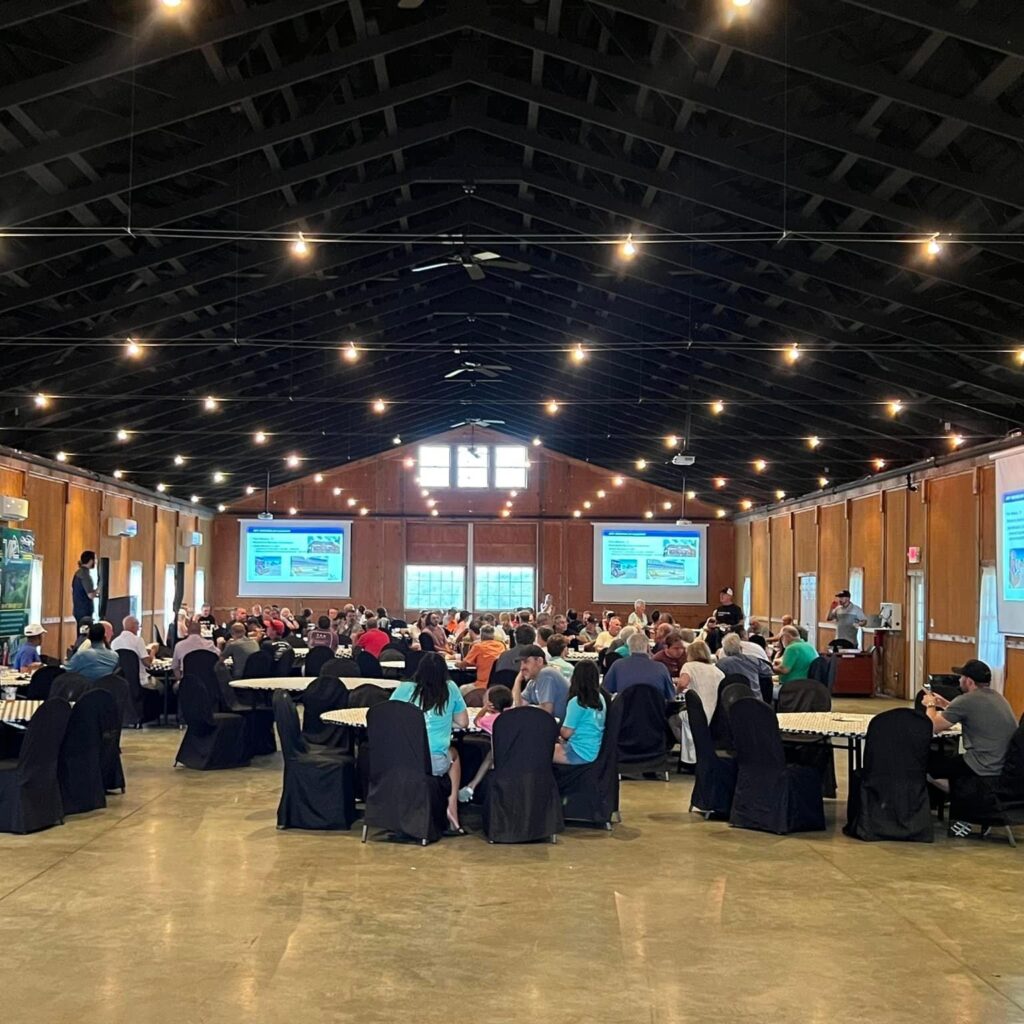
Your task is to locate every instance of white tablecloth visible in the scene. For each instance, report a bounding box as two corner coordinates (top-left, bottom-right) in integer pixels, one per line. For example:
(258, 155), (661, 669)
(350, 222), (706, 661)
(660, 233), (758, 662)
(0, 699), (42, 722)
(230, 676), (400, 691)
(322, 706), (482, 729)
(776, 711), (960, 739)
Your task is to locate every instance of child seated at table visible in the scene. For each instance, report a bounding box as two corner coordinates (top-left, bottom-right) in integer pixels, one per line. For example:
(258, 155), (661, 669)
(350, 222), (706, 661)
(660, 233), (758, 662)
(458, 684), (513, 803)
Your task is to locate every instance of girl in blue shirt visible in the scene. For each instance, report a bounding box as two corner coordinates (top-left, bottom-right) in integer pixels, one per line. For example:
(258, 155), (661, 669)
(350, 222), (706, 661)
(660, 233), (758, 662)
(390, 652), (469, 833)
(553, 661), (606, 765)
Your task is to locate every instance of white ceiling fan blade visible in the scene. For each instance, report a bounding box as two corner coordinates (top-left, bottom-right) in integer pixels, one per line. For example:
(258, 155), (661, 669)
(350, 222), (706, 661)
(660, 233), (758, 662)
(443, 368), (467, 379)
(412, 262), (452, 272)
(465, 262), (486, 281)
(486, 260), (531, 271)
(397, 0), (424, 8)
(449, 420), (468, 428)
(476, 368), (499, 378)
(473, 251), (502, 261)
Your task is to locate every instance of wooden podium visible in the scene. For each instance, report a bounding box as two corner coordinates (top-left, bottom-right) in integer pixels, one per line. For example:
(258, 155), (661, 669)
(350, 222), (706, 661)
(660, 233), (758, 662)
(832, 650), (875, 696)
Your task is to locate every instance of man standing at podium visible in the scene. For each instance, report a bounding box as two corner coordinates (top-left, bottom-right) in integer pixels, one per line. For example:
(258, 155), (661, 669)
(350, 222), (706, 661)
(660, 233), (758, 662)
(828, 589), (867, 646)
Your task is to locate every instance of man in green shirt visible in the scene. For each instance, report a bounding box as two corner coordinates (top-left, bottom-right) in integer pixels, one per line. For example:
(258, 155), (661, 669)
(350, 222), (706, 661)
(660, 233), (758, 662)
(773, 625), (818, 683)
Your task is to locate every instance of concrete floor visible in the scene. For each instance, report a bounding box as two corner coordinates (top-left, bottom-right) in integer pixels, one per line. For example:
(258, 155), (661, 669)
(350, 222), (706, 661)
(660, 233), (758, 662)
(1, 698), (1022, 1024)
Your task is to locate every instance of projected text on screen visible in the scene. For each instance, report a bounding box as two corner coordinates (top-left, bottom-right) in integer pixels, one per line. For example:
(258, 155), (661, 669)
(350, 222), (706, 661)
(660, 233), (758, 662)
(244, 526), (344, 585)
(1002, 489), (1024, 601)
(600, 529), (701, 588)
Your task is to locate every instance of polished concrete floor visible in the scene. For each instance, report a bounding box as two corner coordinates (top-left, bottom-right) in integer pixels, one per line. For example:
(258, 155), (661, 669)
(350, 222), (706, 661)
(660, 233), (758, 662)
(1, 698), (1022, 1024)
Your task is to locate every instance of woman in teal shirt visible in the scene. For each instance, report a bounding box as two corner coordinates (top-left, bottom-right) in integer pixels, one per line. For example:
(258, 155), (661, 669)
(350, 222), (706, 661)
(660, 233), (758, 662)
(390, 652), (469, 833)
(553, 661), (606, 765)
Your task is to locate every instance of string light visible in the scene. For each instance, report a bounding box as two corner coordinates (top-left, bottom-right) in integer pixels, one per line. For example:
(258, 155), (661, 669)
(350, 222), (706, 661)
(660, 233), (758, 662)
(125, 336), (143, 358)
(116, 429), (129, 441)
(212, 471), (225, 483)
(159, 0), (184, 8)
(359, 507), (369, 516)
(546, 400), (560, 415)
(286, 454), (300, 468)
(190, 494), (200, 504)
(571, 344), (587, 363)
(775, 489), (786, 500)
(510, 491), (519, 498)
(784, 343), (800, 364)
(403, 457), (415, 468)
(532, 437), (542, 446)
(290, 232), (310, 258)
(347, 498), (357, 507)
(55, 451), (68, 462)
(643, 510), (654, 519)
(620, 233), (637, 259)
(333, 487), (342, 496)
(254, 430), (267, 444)
(173, 454), (185, 466)
(752, 458), (767, 473)
(203, 396), (219, 411)
(635, 459), (647, 470)
(716, 509), (727, 518)
(665, 435), (679, 448)
(714, 477), (727, 489)
(950, 433), (965, 448)
(427, 499), (437, 508)
(371, 398), (387, 414)
(500, 509), (511, 518)
(430, 508), (439, 517)
(686, 490), (697, 500)
(421, 489), (430, 498)
(573, 510), (581, 518)
(732, 0), (752, 6)
(662, 501), (673, 510)
(506, 500), (515, 509)
(613, 476), (624, 487)
(113, 469), (124, 479)
(313, 473), (324, 484)
(34, 393), (49, 408)
(288, 507), (297, 516)
(887, 399), (903, 416)
(217, 504), (227, 513)
(342, 342), (359, 363)
(925, 235), (943, 258)
(873, 458), (886, 471)
(245, 485), (255, 496)
(740, 499), (753, 511)
(157, 483), (167, 493)
(807, 436), (821, 449)
(1016, 349), (1024, 366)
(710, 400), (725, 415)
(597, 489), (606, 498)
(818, 476), (830, 488)
(393, 436), (402, 446)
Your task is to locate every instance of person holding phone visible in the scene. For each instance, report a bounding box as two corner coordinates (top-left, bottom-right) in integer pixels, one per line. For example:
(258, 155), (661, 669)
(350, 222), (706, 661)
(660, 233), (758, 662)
(827, 590), (867, 646)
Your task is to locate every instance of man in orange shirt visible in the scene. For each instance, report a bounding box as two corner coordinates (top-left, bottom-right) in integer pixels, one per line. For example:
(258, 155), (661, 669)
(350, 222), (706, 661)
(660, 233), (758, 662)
(458, 622), (506, 688)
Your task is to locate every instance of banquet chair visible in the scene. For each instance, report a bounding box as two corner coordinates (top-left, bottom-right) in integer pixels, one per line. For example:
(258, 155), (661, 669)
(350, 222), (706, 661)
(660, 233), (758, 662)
(482, 707), (563, 844)
(616, 685), (671, 781)
(300, 677), (350, 748)
(778, 678), (837, 798)
(728, 699), (826, 835)
(361, 700), (448, 845)
(321, 656), (359, 680)
(214, 673), (277, 759)
(686, 690), (738, 819)
(947, 714), (1024, 846)
(377, 646), (407, 679)
(844, 709), (934, 842)
(554, 694), (625, 829)
(242, 650), (274, 679)
(274, 691), (356, 831)
(17, 664), (63, 701)
(489, 669), (518, 689)
(600, 649), (622, 675)
(174, 676), (249, 770)
(303, 646), (335, 678)
(89, 675), (127, 792)
(275, 647), (296, 678)
(57, 689), (115, 815)
(709, 675), (751, 751)
(115, 648), (157, 727)
(355, 650), (383, 679)
(348, 683), (391, 708)
(0, 698), (72, 834)
(50, 672), (91, 702)
(183, 650), (221, 706)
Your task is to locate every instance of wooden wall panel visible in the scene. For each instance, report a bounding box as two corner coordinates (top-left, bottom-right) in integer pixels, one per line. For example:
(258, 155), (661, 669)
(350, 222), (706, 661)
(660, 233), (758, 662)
(155, 508), (177, 636)
(406, 522), (468, 564)
(817, 503), (848, 625)
(793, 509), (817, 574)
(979, 465), (996, 563)
(474, 523), (536, 566)
(734, 521), (750, 583)
(23, 475), (66, 658)
(750, 519), (769, 617)
(100, 493), (132, 598)
(538, 522), (565, 611)
(769, 515), (794, 622)
(907, 485), (926, 557)
(0, 467), (25, 496)
(129, 502), (157, 639)
(850, 495), (884, 612)
(1005, 648), (1024, 718)
(884, 489), (907, 600)
(927, 473), (978, 637)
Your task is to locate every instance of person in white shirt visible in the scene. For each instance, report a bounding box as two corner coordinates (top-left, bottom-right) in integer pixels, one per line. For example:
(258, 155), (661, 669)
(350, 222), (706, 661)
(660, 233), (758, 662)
(111, 615), (160, 689)
(627, 599), (648, 630)
(78, 619), (114, 652)
(171, 620), (217, 680)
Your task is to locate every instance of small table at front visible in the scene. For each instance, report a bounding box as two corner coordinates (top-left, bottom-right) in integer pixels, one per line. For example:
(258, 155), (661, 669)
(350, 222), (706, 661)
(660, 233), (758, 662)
(0, 699), (42, 723)
(322, 706), (482, 731)
(776, 711), (960, 778)
(230, 677), (400, 692)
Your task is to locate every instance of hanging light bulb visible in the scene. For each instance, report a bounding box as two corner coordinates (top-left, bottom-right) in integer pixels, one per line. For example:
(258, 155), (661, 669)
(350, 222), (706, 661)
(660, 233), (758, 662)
(254, 430), (267, 444)
(113, 469), (124, 480)
(288, 507), (298, 516)
(686, 490), (697, 500)
(740, 499), (753, 511)
(873, 458), (887, 471)
(925, 235), (943, 258)
(173, 454), (184, 466)
(635, 459), (647, 470)
(887, 399), (903, 417)
(203, 395), (219, 411)
(583, 500), (592, 509)
(245, 485), (255, 496)
(662, 501), (673, 510)
(665, 435), (679, 448)
(34, 393), (49, 408)
(347, 497), (357, 507)
(784, 343), (800, 364)
(333, 486), (342, 496)
(342, 342), (359, 363)
(546, 400), (560, 415)
(714, 477), (727, 489)
(818, 476), (830, 488)
(643, 510), (654, 519)
(510, 490), (519, 497)
(116, 428), (129, 442)
(775, 489), (786, 501)
(286, 454), (300, 468)
(359, 507), (369, 516)
(125, 336), (143, 358)
(156, 482), (167, 493)
(597, 489), (606, 498)
(1015, 349), (1024, 366)
(403, 457), (415, 468)
(950, 433), (965, 449)
(430, 508), (439, 517)
(710, 400), (725, 416)
(572, 510), (581, 518)
(752, 458), (767, 473)
(716, 508), (727, 519)
(217, 504), (227, 513)
(190, 494), (200, 504)
(807, 436), (821, 449)
(500, 508), (511, 518)
(571, 343), (587, 363)
(314, 473), (324, 484)
(532, 436), (542, 446)
(212, 471), (225, 483)
(613, 476), (624, 487)
(393, 436), (402, 446)
(290, 231), (310, 258)
(371, 398), (387, 414)
(55, 451), (68, 462)
(620, 233), (637, 259)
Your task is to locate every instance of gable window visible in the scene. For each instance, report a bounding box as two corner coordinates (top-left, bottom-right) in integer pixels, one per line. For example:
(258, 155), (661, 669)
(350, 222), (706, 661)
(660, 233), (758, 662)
(456, 445), (489, 488)
(415, 443), (530, 490)
(494, 445), (528, 489)
(418, 445), (451, 488)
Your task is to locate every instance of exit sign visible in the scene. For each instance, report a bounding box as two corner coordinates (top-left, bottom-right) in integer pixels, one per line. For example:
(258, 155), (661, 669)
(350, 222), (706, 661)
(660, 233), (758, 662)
(908, 545), (921, 564)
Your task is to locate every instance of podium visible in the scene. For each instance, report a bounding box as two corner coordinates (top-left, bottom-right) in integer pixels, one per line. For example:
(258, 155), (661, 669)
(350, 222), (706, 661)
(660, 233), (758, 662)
(832, 650), (875, 696)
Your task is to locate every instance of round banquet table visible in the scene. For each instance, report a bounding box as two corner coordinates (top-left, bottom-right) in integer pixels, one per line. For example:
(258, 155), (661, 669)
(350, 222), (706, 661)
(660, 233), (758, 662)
(322, 706), (483, 730)
(230, 676), (400, 691)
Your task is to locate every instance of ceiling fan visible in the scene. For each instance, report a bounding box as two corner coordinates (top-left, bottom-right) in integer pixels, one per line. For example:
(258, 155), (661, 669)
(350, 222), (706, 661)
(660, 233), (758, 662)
(444, 360), (511, 380)
(412, 246), (530, 281)
(450, 417), (506, 428)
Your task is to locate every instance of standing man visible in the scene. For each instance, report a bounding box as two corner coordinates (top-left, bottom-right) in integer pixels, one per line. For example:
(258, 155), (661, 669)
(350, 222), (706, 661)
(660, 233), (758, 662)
(71, 550), (98, 628)
(827, 590), (867, 646)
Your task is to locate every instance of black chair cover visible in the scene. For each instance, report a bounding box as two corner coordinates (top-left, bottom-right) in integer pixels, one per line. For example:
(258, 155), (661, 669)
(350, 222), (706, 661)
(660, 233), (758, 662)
(481, 706), (563, 843)
(356, 650), (383, 679)
(348, 683), (392, 708)
(807, 656), (836, 691)
(57, 689), (113, 815)
(949, 714), (1024, 834)
(214, 674), (277, 758)
(778, 678), (837, 798)
(274, 691), (356, 830)
(321, 656), (360, 680)
(844, 709), (933, 842)
(913, 683), (961, 711)
(777, 678), (831, 712)
(183, 649), (222, 706)
(303, 646), (335, 678)
(555, 695), (624, 827)
(18, 665), (63, 700)
(174, 676), (250, 770)
(115, 648), (152, 727)
(0, 699), (72, 834)
(89, 675), (127, 792)
(300, 677), (350, 747)
(242, 650), (275, 679)
(50, 672), (91, 702)
(275, 648), (296, 678)
(729, 699), (825, 834)
(616, 686), (670, 778)
(686, 691), (738, 818)
(709, 675), (747, 751)
(600, 649), (623, 675)
(378, 646), (407, 679)
(489, 669), (518, 689)
(361, 700), (448, 844)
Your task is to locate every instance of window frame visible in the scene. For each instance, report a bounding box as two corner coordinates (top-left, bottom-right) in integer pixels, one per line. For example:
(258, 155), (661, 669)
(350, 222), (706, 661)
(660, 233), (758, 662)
(474, 564), (537, 612)
(417, 444), (453, 488)
(404, 564), (466, 611)
(29, 555), (44, 627)
(493, 444), (529, 490)
(129, 561), (144, 622)
(455, 444), (490, 489)
(414, 443), (530, 490)
(194, 567), (206, 612)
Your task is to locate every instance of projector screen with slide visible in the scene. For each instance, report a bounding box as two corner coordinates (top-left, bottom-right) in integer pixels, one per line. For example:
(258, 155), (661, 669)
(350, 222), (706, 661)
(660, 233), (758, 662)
(995, 449), (1024, 634)
(591, 522), (708, 604)
(237, 519), (352, 598)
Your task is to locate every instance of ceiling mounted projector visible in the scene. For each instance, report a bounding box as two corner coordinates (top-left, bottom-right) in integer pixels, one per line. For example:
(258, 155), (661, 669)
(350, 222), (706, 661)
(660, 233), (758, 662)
(672, 453), (695, 466)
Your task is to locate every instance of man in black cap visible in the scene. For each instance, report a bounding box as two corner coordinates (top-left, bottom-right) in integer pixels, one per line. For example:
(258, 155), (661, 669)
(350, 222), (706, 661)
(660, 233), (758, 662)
(827, 589), (867, 646)
(923, 659), (1017, 800)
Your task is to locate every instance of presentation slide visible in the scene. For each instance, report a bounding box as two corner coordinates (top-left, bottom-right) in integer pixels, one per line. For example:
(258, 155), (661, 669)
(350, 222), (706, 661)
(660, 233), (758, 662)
(995, 450), (1024, 634)
(237, 519), (352, 599)
(592, 522), (708, 604)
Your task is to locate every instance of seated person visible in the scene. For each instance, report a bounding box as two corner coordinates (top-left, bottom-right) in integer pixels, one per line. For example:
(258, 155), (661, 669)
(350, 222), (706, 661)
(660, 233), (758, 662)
(604, 632), (676, 700)
(652, 630), (687, 683)
(65, 622), (120, 681)
(715, 632), (763, 698)
(171, 620), (218, 680)
(457, 684), (515, 802)
(651, 621), (673, 652)
(772, 626), (818, 684)
(674, 640), (725, 763)
(611, 624), (639, 659)
(494, 624), (538, 675)
(261, 620), (294, 663)
(553, 661), (607, 765)
(12, 623), (46, 672)
(593, 616), (622, 651)
(923, 659), (1018, 806)
(306, 615), (339, 652)
(110, 616), (157, 685)
(458, 623), (506, 688)
(217, 622), (260, 680)
(513, 645), (570, 719)
(390, 652), (468, 833)
(627, 599), (648, 630)
(355, 615), (390, 660)
(546, 634), (575, 680)
(576, 613), (600, 648)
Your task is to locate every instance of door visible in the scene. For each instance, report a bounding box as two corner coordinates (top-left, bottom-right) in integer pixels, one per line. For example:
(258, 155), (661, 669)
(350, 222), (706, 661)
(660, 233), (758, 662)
(908, 572), (925, 696)
(798, 574), (817, 649)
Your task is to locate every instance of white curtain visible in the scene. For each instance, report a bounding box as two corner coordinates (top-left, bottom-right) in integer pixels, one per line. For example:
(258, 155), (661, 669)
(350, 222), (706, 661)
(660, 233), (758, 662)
(978, 566), (1006, 693)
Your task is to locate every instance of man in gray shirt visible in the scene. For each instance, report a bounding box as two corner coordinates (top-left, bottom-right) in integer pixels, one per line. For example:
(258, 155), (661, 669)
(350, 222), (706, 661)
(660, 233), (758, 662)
(715, 632), (764, 698)
(827, 589), (867, 645)
(513, 644), (569, 719)
(217, 622), (260, 680)
(924, 659), (1018, 783)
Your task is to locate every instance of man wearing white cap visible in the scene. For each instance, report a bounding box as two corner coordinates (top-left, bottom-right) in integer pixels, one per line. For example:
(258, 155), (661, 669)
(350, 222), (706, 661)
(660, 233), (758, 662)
(11, 624), (46, 672)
